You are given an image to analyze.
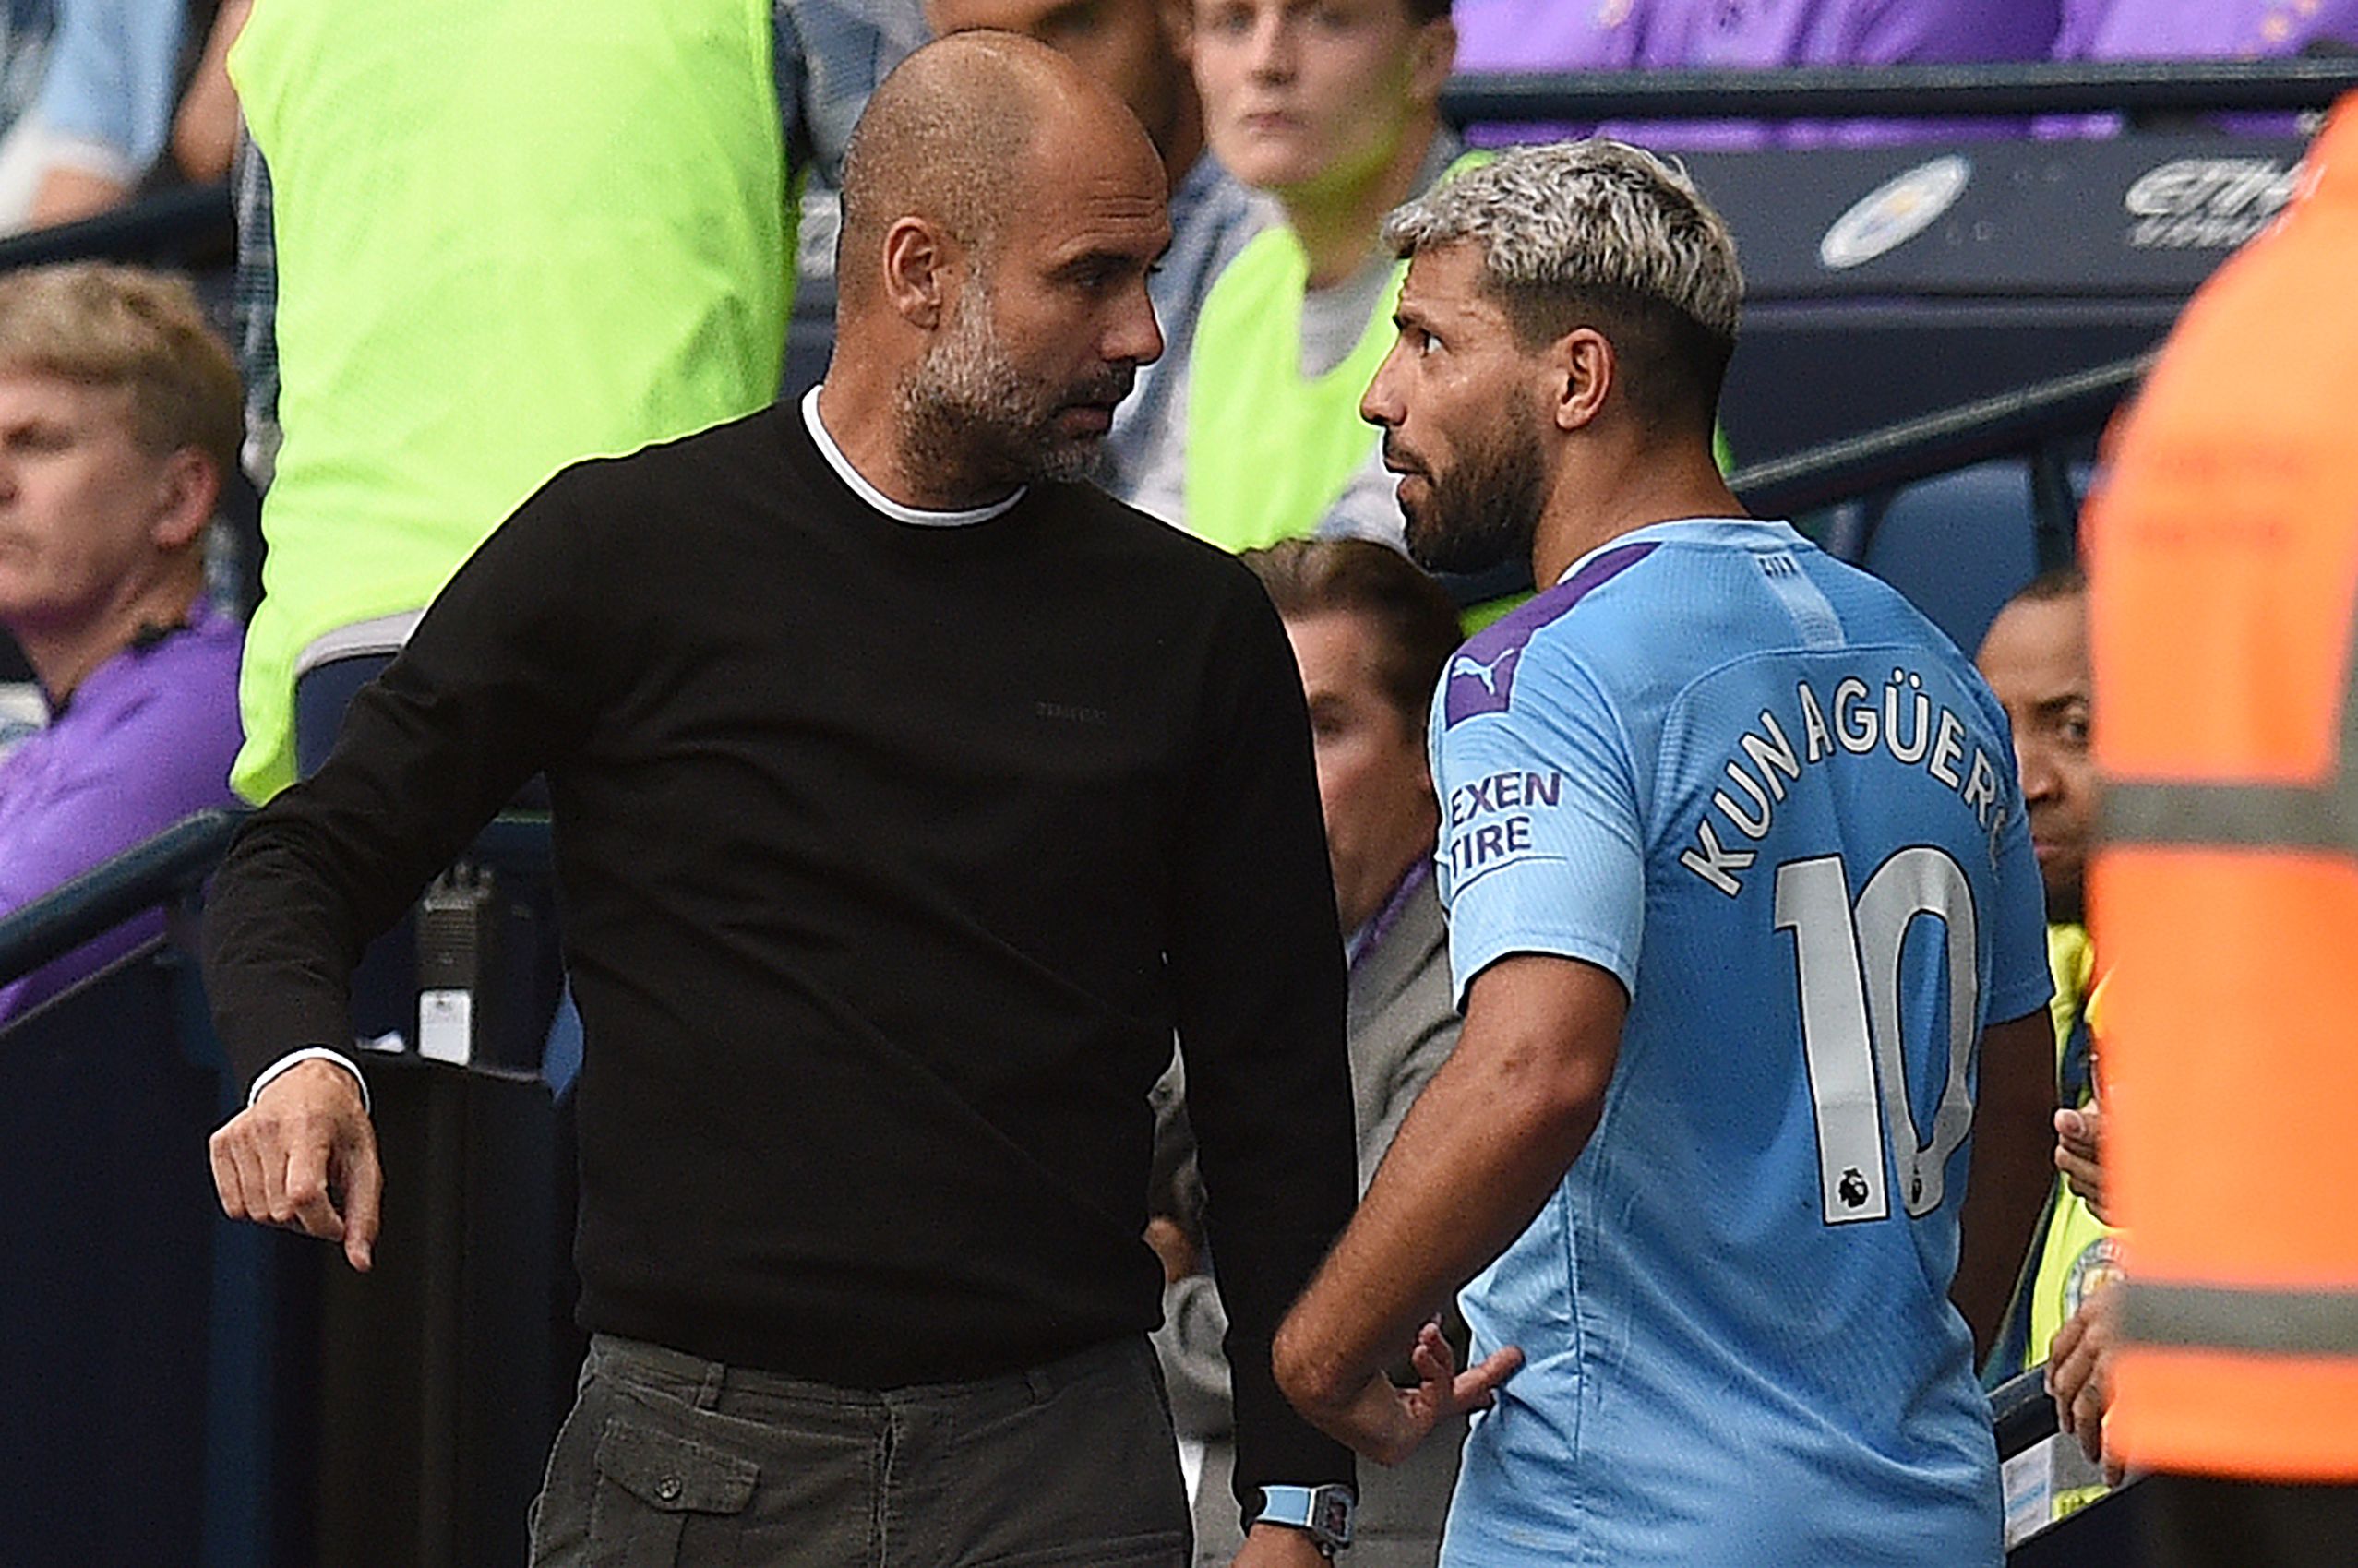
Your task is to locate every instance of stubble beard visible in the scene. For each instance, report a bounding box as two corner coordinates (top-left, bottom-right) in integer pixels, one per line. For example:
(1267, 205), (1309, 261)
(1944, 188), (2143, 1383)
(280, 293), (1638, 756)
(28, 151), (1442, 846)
(1399, 407), (1549, 578)
(895, 279), (1110, 493)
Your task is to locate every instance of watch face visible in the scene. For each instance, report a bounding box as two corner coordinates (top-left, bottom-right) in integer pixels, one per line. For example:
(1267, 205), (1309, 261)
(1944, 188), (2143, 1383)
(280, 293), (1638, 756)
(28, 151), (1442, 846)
(1314, 1488), (1352, 1541)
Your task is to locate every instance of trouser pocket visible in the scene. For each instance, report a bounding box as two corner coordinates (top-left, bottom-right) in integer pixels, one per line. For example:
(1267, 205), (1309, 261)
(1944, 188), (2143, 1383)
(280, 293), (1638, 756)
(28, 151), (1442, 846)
(585, 1415), (760, 1568)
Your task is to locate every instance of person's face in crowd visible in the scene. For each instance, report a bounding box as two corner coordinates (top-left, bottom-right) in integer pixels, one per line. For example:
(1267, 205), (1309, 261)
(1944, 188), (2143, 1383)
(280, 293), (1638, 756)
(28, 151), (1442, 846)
(1976, 591), (2097, 924)
(900, 127), (1168, 487)
(0, 372), (188, 639)
(1361, 241), (1551, 575)
(1190, 0), (1454, 197)
(927, 0), (1190, 162)
(1287, 609), (1440, 932)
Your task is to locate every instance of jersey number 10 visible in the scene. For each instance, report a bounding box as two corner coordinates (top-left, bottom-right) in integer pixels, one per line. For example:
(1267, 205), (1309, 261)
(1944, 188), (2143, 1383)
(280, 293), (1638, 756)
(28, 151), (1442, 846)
(1773, 846), (1980, 1227)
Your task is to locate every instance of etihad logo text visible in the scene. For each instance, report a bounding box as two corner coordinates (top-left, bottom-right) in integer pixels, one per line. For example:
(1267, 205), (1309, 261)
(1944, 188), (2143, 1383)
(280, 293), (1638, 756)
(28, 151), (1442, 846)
(2124, 158), (2299, 251)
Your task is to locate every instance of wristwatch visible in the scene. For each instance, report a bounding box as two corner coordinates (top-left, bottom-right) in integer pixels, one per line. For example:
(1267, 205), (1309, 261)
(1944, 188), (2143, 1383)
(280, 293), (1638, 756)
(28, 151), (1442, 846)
(1253, 1484), (1355, 1556)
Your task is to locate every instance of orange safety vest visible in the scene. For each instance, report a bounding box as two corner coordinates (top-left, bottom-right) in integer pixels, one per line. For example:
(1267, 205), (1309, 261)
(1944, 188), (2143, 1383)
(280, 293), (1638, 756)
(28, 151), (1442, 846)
(2086, 92), (2358, 1483)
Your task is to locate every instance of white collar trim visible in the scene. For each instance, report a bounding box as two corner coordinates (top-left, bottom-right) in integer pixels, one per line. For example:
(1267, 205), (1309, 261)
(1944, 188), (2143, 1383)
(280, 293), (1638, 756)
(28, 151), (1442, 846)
(1552, 516), (1801, 583)
(800, 386), (1024, 528)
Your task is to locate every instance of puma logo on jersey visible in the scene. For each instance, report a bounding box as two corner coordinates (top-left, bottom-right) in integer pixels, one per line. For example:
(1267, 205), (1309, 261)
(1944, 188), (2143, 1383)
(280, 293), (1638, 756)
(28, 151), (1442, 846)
(1442, 540), (1660, 729)
(1450, 650), (1517, 697)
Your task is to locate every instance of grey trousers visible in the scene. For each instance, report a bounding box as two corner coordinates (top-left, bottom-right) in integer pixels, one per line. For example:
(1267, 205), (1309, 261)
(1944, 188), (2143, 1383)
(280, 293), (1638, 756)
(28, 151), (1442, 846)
(529, 1333), (1191, 1568)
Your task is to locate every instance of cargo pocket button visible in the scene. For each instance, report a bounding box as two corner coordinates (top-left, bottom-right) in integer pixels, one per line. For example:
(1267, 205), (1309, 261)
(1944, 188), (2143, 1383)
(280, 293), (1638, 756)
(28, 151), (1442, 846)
(656, 1476), (683, 1503)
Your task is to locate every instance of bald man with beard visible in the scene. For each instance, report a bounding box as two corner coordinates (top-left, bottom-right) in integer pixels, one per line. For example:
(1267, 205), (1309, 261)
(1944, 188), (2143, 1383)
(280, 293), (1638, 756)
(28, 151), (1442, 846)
(200, 34), (1358, 1568)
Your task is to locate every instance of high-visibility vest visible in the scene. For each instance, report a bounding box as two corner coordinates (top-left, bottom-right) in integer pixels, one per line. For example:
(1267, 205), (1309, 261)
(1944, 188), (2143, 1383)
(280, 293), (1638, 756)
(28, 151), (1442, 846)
(227, 0), (791, 801)
(2087, 92), (2358, 1483)
(2025, 926), (2116, 1371)
(1183, 153), (1487, 553)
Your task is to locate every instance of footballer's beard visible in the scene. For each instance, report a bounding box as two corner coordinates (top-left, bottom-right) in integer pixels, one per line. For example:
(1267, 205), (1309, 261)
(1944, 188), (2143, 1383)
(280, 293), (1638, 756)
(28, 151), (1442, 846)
(896, 281), (1131, 494)
(1394, 409), (1549, 578)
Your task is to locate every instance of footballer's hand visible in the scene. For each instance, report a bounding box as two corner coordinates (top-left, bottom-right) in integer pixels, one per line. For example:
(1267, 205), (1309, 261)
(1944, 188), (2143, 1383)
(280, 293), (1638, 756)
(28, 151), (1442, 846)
(2054, 1101), (2109, 1224)
(209, 1059), (381, 1272)
(2047, 1283), (2125, 1486)
(1227, 1524), (1333, 1568)
(1295, 1322), (1521, 1468)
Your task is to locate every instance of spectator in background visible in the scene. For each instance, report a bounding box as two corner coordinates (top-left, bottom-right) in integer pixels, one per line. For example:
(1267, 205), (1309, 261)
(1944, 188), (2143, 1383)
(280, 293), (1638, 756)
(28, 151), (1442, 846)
(1156, 537), (1466, 1567)
(0, 0), (186, 230)
(1452, 0), (2062, 149)
(1974, 567), (2120, 1518)
(2063, 0), (2357, 65)
(165, 0), (243, 186)
(1647, 0), (2061, 148)
(0, 262), (241, 1023)
(1452, 0), (1639, 146)
(1455, 0), (1636, 77)
(0, 2), (60, 157)
(1127, 0), (1464, 549)
(227, 0), (925, 808)
(2047, 0), (2358, 138)
(925, 0), (1265, 506)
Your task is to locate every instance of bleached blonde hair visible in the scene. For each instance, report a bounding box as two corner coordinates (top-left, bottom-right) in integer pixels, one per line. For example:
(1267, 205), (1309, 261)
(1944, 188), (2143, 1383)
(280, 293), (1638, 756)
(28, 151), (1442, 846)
(1384, 138), (1742, 340)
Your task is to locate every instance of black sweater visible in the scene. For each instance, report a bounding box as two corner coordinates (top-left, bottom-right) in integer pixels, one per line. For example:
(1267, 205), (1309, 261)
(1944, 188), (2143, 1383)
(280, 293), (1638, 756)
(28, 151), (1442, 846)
(204, 401), (1359, 1500)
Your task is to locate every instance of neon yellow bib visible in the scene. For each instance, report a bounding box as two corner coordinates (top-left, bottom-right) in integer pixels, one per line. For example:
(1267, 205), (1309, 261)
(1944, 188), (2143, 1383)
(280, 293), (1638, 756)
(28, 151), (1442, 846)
(1185, 228), (1405, 552)
(1184, 154), (1488, 553)
(229, 0), (790, 799)
(2028, 924), (2118, 1368)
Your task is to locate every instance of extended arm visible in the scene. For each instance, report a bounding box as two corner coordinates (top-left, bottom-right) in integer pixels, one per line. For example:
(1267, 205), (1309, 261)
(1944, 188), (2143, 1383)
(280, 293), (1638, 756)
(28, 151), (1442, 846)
(1274, 953), (1623, 1463)
(203, 473), (612, 1265)
(1167, 580), (1359, 1539)
(1952, 1007), (2059, 1360)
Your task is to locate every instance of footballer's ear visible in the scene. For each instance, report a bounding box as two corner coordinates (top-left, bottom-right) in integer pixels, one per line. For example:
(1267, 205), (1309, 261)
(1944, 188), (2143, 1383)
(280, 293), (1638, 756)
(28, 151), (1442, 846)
(1551, 327), (1614, 434)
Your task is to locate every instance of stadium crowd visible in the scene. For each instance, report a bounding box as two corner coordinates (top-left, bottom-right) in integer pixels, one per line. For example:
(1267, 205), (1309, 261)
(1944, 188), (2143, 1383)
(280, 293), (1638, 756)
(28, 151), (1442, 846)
(0, 2), (2353, 1566)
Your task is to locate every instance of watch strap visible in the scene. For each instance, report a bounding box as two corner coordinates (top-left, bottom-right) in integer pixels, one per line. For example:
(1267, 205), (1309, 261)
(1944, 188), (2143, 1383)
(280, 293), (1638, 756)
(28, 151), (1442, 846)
(1253, 1483), (1355, 1552)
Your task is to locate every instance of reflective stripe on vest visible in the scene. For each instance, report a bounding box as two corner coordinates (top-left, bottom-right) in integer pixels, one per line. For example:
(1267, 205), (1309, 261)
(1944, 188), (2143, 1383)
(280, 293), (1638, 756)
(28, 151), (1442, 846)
(2125, 1283), (2358, 1357)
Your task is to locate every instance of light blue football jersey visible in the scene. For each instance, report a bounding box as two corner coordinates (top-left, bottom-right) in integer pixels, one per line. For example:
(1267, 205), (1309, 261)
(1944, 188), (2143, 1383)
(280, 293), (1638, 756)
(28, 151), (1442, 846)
(1431, 518), (2050, 1568)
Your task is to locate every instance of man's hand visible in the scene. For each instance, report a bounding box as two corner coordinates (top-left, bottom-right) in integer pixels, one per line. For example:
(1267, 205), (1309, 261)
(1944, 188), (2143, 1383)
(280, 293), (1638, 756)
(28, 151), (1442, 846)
(2054, 1100), (2109, 1224)
(1228, 1523), (1335, 1568)
(2046, 1283), (2125, 1485)
(1289, 1321), (1522, 1467)
(209, 1059), (382, 1272)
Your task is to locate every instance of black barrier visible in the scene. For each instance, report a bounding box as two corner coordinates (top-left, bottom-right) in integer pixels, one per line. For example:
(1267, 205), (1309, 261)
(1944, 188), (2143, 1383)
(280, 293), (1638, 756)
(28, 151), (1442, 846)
(0, 807), (245, 980)
(1441, 57), (2358, 125)
(0, 179), (233, 274)
(0, 808), (573, 1568)
(1729, 353), (2149, 525)
(1993, 1367), (2062, 1460)
(1993, 1365), (2149, 1565)
(0, 810), (302, 1568)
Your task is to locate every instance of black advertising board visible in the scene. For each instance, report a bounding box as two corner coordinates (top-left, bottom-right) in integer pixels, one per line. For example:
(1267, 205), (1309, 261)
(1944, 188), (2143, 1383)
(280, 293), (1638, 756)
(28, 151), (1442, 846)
(1687, 131), (2308, 300)
(1698, 131), (2314, 461)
